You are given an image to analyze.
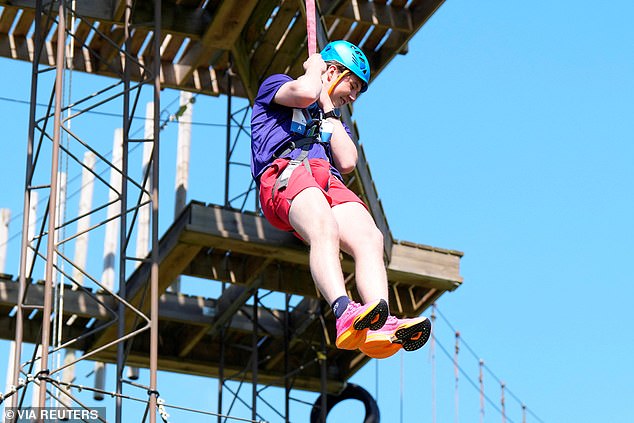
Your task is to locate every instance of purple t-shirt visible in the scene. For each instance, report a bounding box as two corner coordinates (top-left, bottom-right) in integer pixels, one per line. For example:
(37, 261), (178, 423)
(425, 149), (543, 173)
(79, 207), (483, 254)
(251, 74), (351, 181)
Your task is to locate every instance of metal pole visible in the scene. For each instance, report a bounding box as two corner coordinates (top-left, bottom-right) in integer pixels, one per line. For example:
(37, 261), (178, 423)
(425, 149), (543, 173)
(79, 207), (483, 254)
(0, 209), (9, 272)
(128, 102), (154, 381)
(116, 1), (132, 419)
(224, 58), (232, 207)
(284, 293), (290, 422)
(149, 1), (162, 421)
(217, 326), (224, 423)
(39, 0), (67, 407)
(11, 0), (43, 410)
(252, 289), (259, 422)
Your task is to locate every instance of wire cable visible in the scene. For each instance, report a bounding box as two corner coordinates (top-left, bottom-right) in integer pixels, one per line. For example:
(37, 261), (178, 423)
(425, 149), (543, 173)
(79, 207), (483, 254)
(434, 306), (545, 423)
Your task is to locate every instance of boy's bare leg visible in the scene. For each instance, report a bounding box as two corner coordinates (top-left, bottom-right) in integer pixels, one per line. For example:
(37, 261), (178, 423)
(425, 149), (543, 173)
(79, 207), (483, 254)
(332, 202), (389, 303)
(288, 187), (348, 304)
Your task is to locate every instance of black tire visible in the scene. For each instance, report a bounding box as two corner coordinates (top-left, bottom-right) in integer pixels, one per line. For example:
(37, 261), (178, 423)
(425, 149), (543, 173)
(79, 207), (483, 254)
(310, 383), (380, 423)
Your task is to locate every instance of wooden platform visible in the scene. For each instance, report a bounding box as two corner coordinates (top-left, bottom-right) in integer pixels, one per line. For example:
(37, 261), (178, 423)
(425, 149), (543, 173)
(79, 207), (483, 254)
(0, 201), (462, 392)
(0, 0), (446, 100)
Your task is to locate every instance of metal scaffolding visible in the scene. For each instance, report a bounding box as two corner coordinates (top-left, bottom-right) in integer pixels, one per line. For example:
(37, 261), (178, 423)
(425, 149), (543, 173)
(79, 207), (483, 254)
(8, 1), (162, 421)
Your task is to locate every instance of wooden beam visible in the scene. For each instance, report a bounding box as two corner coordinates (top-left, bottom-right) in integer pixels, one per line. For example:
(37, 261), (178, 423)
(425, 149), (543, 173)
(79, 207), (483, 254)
(180, 203), (461, 290)
(90, 206), (202, 351)
(178, 257), (272, 357)
(0, 1), (117, 22)
(230, 37), (256, 102)
(176, 0), (258, 86)
(319, 0), (414, 33)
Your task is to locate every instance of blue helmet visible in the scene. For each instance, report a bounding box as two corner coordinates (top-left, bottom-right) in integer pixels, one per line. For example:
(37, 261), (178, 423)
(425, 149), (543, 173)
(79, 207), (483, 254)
(321, 40), (371, 92)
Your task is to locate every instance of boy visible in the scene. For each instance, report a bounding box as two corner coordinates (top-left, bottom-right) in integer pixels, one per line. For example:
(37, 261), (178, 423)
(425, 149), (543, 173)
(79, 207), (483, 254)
(251, 40), (430, 358)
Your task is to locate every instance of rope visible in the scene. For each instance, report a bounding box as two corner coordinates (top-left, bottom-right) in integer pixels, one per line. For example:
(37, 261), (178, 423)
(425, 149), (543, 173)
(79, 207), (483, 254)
(430, 304), (437, 423)
(454, 331), (460, 423)
(400, 351), (404, 423)
(479, 359), (485, 423)
(305, 0), (317, 55)
(501, 382), (507, 423)
(434, 306), (546, 423)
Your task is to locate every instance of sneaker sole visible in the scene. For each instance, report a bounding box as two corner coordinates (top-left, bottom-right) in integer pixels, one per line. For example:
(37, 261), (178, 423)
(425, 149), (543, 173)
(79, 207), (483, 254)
(392, 317), (432, 351)
(336, 299), (389, 350)
(353, 299), (388, 331)
(361, 317), (432, 359)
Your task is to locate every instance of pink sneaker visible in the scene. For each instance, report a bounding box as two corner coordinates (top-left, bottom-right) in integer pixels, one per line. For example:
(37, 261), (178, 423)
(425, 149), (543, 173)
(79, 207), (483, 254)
(360, 315), (431, 359)
(335, 299), (388, 350)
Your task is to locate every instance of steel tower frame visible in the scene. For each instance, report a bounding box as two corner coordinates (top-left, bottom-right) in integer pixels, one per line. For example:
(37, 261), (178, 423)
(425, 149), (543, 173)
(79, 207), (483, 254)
(8, 1), (162, 422)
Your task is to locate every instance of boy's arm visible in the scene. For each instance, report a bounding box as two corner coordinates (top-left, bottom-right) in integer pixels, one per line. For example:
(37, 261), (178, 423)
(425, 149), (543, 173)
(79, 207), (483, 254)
(274, 53), (326, 108)
(327, 117), (358, 174)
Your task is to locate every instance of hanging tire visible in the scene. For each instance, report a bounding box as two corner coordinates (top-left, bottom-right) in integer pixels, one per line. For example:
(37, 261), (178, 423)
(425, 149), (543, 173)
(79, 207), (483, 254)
(310, 383), (380, 423)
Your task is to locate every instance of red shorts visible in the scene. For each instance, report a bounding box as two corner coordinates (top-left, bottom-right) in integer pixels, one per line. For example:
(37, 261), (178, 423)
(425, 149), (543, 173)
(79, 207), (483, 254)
(259, 158), (366, 232)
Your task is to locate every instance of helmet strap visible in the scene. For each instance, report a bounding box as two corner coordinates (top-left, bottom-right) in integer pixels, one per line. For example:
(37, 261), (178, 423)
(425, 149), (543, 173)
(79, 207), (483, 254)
(328, 69), (349, 96)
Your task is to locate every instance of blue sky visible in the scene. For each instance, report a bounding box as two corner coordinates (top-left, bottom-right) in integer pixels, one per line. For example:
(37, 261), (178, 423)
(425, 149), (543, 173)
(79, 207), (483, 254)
(1, 0), (633, 422)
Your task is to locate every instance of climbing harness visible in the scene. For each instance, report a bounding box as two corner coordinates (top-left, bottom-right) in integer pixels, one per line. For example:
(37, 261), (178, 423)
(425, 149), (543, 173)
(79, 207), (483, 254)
(271, 137), (326, 200)
(270, 103), (334, 200)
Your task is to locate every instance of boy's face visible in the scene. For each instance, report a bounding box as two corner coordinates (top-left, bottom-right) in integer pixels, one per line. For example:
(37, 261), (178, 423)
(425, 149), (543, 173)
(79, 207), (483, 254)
(326, 66), (364, 107)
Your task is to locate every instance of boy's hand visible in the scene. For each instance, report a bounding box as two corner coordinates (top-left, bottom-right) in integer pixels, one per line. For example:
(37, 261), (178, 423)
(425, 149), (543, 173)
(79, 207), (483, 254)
(303, 53), (326, 75)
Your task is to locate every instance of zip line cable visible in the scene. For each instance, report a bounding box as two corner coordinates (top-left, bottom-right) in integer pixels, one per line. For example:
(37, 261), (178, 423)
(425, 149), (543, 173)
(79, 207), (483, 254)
(0, 94), (236, 127)
(430, 305), (437, 423)
(433, 332), (515, 423)
(433, 305), (546, 423)
(435, 307), (544, 423)
(454, 331), (460, 423)
(479, 359), (485, 423)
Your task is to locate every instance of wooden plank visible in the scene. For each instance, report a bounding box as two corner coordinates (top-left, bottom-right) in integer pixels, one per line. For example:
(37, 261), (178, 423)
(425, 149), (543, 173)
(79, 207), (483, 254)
(128, 27), (149, 57)
(0, 7), (18, 34)
(0, 0), (117, 22)
(347, 21), (372, 46)
(327, 15), (351, 41)
(392, 0), (408, 7)
(184, 251), (319, 297)
(261, 16), (308, 78)
(161, 33), (185, 62)
(97, 25), (125, 72)
(73, 17), (95, 47)
(321, 0), (413, 33)
(361, 26), (388, 52)
(388, 242), (463, 289)
(242, 0), (280, 49)
(175, 0), (258, 86)
(177, 256), (272, 357)
(248, 0), (298, 77)
(11, 7), (33, 37)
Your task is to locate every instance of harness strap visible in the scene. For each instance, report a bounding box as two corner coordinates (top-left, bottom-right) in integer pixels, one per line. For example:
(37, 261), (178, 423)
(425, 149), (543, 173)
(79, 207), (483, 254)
(271, 138), (319, 200)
